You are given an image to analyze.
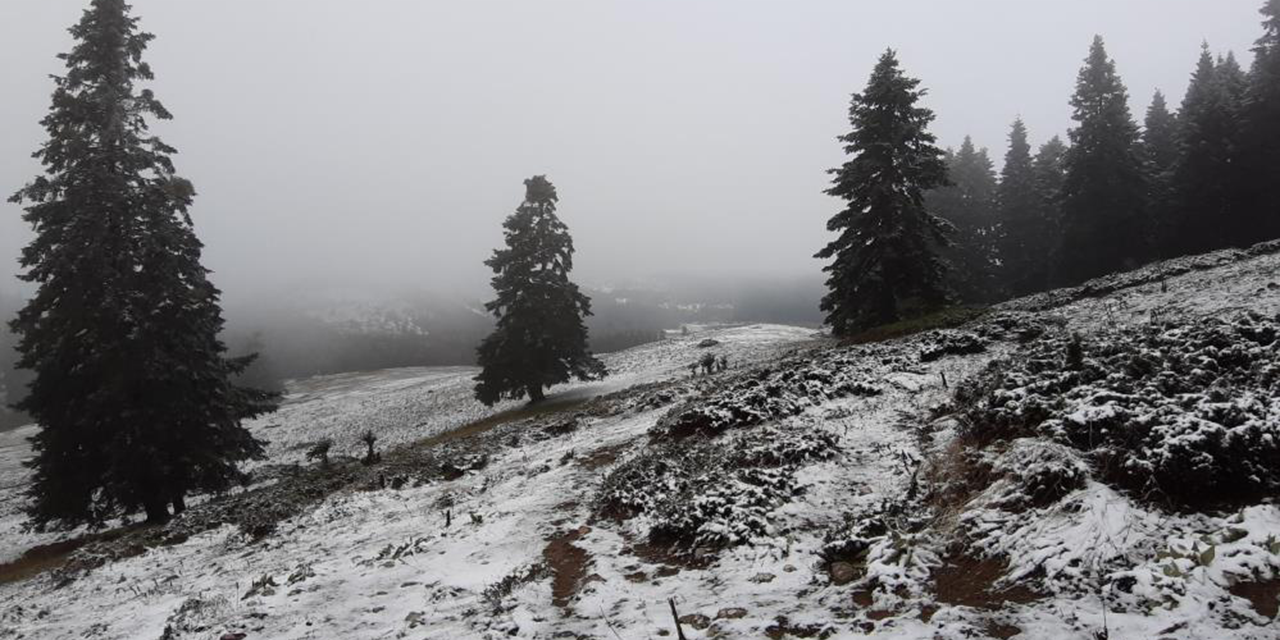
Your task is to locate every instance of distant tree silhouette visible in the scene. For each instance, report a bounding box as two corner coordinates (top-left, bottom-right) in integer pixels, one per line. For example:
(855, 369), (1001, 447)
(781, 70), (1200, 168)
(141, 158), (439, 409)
(1011, 136), (1070, 295)
(1140, 90), (1181, 252)
(1058, 36), (1150, 285)
(474, 176), (605, 405)
(1170, 45), (1248, 254)
(930, 137), (1001, 303)
(995, 119), (1043, 297)
(816, 50), (952, 336)
(1236, 0), (1280, 245)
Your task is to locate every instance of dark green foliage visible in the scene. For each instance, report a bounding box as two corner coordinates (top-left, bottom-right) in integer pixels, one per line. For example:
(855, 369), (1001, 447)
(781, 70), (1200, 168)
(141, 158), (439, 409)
(474, 176), (606, 406)
(844, 306), (988, 345)
(995, 119), (1043, 298)
(956, 313), (1280, 507)
(306, 439), (333, 466)
(1141, 90), (1181, 250)
(1236, 0), (1280, 245)
(929, 138), (1001, 303)
(1058, 36), (1150, 285)
(597, 425), (838, 548)
(817, 50), (953, 336)
(1015, 136), (1069, 294)
(1170, 46), (1248, 254)
(0, 294), (32, 431)
(10, 0), (279, 529)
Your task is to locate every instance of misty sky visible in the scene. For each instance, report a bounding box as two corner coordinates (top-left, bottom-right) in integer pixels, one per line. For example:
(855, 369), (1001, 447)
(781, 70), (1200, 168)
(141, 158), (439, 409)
(0, 1), (1264, 305)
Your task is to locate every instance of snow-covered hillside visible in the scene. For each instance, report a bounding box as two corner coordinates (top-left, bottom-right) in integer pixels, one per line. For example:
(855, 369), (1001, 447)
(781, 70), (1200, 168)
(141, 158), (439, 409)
(2, 247), (1280, 640)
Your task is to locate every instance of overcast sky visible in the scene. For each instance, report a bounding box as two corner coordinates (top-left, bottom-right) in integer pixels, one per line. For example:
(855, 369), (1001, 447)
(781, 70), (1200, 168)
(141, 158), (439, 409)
(0, 0), (1264, 304)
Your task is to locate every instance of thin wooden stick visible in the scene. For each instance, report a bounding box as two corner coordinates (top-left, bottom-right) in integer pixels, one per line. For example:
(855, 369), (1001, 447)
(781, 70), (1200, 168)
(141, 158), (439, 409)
(668, 598), (688, 640)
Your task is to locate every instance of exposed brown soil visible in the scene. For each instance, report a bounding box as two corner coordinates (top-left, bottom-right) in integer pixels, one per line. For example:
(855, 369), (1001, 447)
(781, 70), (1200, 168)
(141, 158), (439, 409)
(413, 398), (589, 450)
(578, 441), (630, 471)
(843, 306), (989, 345)
(1229, 577), (1280, 619)
(932, 553), (1045, 609)
(763, 616), (827, 639)
(851, 590), (874, 608)
(543, 526), (592, 608)
(625, 538), (716, 573)
(0, 529), (125, 586)
(986, 622), (1022, 638)
(923, 439), (1000, 526)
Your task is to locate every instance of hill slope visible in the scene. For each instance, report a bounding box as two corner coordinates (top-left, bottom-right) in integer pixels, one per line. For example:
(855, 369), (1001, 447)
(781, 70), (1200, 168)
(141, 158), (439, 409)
(2, 246), (1280, 639)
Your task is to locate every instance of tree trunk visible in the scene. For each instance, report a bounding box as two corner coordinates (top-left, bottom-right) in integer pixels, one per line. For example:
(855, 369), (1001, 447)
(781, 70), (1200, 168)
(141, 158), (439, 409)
(171, 493), (186, 516)
(143, 497), (170, 525)
(526, 384), (546, 404)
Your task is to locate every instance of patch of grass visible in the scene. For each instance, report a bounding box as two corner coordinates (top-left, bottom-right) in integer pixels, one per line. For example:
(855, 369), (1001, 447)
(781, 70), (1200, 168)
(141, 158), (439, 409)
(0, 529), (128, 585)
(843, 306), (989, 345)
(411, 397), (590, 450)
(482, 562), (552, 611)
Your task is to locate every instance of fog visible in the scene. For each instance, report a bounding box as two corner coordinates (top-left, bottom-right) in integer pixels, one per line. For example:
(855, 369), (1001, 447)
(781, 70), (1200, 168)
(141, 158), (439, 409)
(0, 0), (1262, 305)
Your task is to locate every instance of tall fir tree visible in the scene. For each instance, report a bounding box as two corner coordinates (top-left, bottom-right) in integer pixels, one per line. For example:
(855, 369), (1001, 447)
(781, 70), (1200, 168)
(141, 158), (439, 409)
(1170, 45), (1247, 254)
(474, 176), (605, 406)
(928, 137), (1001, 303)
(995, 119), (1042, 297)
(1237, 0), (1280, 244)
(816, 50), (952, 336)
(9, 0), (279, 528)
(1032, 136), (1070, 205)
(1022, 136), (1070, 293)
(1140, 90), (1181, 252)
(1058, 36), (1150, 285)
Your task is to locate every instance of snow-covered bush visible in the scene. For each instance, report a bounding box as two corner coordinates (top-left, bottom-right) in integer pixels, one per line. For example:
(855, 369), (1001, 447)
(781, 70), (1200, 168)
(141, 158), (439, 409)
(982, 440), (1089, 510)
(918, 330), (986, 362)
(652, 351), (881, 439)
(597, 425), (837, 549)
(957, 312), (1280, 506)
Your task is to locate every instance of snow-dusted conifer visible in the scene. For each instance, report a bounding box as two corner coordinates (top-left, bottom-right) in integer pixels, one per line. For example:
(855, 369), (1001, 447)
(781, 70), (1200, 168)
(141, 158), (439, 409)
(1237, 0), (1280, 244)
(474, 176), (605, 406)
(1140, 91), (1180, 253)
(995, 119), (1043, 297)
(929, 136), (1000, 303)
(816, 50), (952, 336)
(1170, 45), (1248, 254)
(1058, 36), (1149, 284)
(10, 0), (279, 528)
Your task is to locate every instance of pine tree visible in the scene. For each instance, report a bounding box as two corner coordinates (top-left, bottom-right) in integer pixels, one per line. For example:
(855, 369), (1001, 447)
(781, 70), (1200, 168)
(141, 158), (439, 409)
(1022, 136), (1070, 293)
(1237, 0), (1280, 244)
(9, 0), (279, 528)
(995, 119), (1041, 297)
(1058, 36), (1150, 285)
(474, 176), (605, 406)
(1032, 137), (1069, 205)
(929, 137), (1001, 303)
(1170, 45), (1247, 254)
(816, 50), (952, 336)
(1141, 90), (1181, 252)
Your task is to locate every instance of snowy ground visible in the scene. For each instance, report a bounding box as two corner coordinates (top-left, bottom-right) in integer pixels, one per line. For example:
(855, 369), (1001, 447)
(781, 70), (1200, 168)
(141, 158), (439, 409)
(1, 249), (1279, 639)
(0, 324), (816, 567)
